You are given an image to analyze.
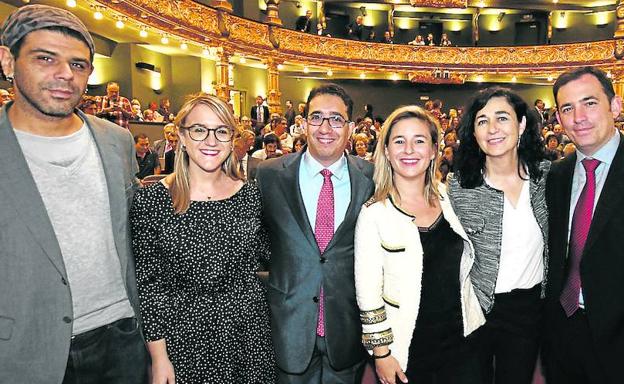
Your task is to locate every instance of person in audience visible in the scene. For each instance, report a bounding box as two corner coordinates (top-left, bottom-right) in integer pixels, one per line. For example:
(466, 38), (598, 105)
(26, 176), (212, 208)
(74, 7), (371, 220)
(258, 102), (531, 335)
(426, 33), (435, 46)
(233, 136), (261, 180)
(0, 87), (10, 105)
(295, 10), (313, 33)
(79, 97), (98, 115)
(0, 5), (148, 382)
(131, 102), (144, 121)
(440, 33), (452, 47)
(256, 83), (374, 382)
(162, 131), (178, 175)
(544, 132), (562, 161)
(134, 133), (160, 180)
(448, 87), (549, 384)
(381, 30), (394, 44)
(561, 142), (576, 157)
(290, 114), (305, 138)
(373, 116), (384, 134)
(316, 22), (331, 37)
(284, 99), (296, 128)
(366, 30), (377, 42)
(293, 135), (307, 153)
(273, 116), (293, 153)
(355, 105), (484, 384)
(144, 101), (164, 122)
(439, 145), (455, 182)
(552, 123), (569, 145)
(130, 93), (275, 383)
(544, 66), (624, 384)
(240, 129), (256, 155)
(408, 35), (425, 46)
(153, 122), (177, 158)
(96, 81), (133, 129)
(251, 95), (270, 130)
(352, 133), (372, 161)
(444, 131), (458, 150)
(348, 15), (364, 40)
(252, 133), (282, 160)
(158, 97), (174, 122)
(241, 115), (253, 131)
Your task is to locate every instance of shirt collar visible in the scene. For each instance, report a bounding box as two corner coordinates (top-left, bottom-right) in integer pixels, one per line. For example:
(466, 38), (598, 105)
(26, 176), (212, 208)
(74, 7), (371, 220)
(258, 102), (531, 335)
(576, 128), (620, 166)
(302, 150), (348, 180)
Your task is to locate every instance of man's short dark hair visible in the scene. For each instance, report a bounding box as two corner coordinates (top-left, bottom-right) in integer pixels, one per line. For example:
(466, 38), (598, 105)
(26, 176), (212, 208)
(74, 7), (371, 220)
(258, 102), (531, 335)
(534, 99), (543, 106)
(10, 26), (92, 61)
(263, 133), (279, 145)
(553, 66), (615, 106)
(134, 133), (148, 143)
(304, 83), (354, 120)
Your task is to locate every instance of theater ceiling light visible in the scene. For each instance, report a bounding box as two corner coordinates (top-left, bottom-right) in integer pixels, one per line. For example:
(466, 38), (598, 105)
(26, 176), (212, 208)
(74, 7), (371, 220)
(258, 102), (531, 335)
(180, 41), (189, 50)
(360, 72), (366, 79)
(139, 26), (148, 38)
(66, 0), (76, 8)
(303, 66), (310, 73)
(161, 34), (169, 44)
(327, 69), (333, 76)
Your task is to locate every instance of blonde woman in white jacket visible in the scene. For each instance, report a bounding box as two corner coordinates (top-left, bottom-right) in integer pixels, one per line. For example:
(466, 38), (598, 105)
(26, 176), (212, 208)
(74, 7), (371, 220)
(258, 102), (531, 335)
(354, 106), (485, 384)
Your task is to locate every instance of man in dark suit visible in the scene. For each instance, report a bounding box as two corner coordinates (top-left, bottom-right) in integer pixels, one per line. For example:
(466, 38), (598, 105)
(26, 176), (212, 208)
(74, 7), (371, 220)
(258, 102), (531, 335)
(295, 9), (312, 33)
(257, 84), (374, 383)
(234, 137), (261, 180)
(0, 5), (147, 383)
(544, 66), (624, 384)
(250, 95), (270, 131)
(347, 15), (364, 40)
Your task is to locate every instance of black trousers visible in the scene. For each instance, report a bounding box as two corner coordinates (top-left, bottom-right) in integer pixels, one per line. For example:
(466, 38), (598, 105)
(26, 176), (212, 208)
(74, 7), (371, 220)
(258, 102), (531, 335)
(474, 284), (542, 384)
(62, 317), (149, 384)
(543, 308), (608, 384)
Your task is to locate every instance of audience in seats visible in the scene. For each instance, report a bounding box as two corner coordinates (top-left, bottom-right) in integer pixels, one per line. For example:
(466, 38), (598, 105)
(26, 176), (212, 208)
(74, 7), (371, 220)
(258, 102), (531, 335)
(96, 81), (133, 129)
(251, 95), (270, 130)
(162, 132), (178, 175)
(158, 97), (174, 122)
(135, 133), (161, 180)
(348, 15), (365, 40)
(143, 100), (164, 122)
(130, 93), (276, 383)
(293, 135), (307, 153)
(290, 114), (306, 138)
(408, 35), (426, 45)
(284, 99), (296, 128)
(0, 88), (11, 105)
(440, 33), (452, 47)
(272, 116), (293, 153)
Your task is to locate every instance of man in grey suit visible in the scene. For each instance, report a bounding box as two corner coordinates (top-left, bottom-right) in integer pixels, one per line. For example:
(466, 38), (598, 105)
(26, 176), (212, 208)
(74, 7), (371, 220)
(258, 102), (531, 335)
(257, 84), (374, 383)
(0, 5), (147, 384)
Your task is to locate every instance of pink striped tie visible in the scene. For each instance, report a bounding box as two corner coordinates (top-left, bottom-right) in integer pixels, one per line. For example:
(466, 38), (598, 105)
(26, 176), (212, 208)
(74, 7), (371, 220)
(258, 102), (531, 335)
(315, 169), (334, 336)
(560, 158), (600, 317)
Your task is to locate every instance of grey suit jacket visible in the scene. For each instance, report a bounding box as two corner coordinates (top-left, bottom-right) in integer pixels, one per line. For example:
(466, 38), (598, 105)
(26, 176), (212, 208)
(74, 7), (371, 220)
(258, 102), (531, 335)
(256, 151), (374, 373)
(246, 155), (261, 181)
(0, 105), (141, 384)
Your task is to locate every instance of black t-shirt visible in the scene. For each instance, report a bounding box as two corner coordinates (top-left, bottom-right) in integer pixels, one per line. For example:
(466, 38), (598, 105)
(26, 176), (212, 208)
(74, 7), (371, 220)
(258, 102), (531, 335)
(136, 151), (159, 179)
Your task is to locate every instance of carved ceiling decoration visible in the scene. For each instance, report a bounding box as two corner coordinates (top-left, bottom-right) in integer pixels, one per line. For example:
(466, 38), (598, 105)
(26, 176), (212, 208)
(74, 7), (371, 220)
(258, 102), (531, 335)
(408, 71), (466, 84)
(94, 0), (621, 80)
(409, 0), (467, 8)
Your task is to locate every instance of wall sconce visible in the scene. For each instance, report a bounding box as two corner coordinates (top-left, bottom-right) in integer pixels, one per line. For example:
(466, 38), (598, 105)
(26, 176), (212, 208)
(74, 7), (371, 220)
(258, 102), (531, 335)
(360, 6), (367, 17)
(135, 62), (161, 74)
(497, 12), (505, 22)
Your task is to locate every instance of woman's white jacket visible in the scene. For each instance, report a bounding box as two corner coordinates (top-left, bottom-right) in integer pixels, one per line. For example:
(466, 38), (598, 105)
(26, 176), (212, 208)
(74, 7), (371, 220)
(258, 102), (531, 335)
(354, 184), (485, 370)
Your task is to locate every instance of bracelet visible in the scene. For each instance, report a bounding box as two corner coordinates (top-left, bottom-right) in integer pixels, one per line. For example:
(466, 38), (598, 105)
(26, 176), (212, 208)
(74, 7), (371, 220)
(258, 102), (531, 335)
(372, 350), (391, 359)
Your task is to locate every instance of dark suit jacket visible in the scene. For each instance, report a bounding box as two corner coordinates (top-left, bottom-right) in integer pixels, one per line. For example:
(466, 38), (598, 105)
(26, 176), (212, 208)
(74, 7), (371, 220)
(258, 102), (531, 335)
(250, 104), (270, 126)
(0, 105), (141, 383)
(545, 134), (624, 384)
(295, 16), (311, 32)
(256, 152), (374, 373)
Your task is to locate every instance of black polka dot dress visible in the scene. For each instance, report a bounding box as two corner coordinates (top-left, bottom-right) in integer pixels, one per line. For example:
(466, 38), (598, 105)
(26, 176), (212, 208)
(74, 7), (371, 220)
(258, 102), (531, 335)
(130, 181), (276, 383)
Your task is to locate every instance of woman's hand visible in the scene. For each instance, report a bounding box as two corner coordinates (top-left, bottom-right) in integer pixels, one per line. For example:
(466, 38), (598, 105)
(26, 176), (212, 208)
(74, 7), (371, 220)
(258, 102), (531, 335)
(147, 340), (176, 384)
(373, 347), (408, 384)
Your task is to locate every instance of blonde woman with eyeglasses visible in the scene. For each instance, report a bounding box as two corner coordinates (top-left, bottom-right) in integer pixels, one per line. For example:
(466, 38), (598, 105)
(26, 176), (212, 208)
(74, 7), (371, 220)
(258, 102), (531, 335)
(354, 106), (484, 384)
(130, 93), (276, 383)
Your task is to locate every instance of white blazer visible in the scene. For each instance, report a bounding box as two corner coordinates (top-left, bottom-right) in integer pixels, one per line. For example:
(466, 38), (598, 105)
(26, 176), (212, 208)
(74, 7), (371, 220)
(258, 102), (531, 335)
(354, 184), (485, 370)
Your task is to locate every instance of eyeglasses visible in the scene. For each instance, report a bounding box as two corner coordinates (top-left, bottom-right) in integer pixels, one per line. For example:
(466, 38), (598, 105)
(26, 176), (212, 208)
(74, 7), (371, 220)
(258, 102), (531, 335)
(306, 113), (348, 129)
(180, 124), (233, 142)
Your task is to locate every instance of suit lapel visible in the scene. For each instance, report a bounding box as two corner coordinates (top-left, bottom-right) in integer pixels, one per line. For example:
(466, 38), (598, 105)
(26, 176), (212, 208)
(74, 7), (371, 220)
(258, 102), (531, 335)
(584, 135), (624, 254)
(86, 115), (129, 277)
(278, 152), (318, 252)
(556, 154), (576, 259)
(0, 104), (67, 277)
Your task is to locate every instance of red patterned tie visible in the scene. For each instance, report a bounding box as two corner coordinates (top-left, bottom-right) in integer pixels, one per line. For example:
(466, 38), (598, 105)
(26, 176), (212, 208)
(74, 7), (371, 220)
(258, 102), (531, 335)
(560, 158), (600, 317)
(315, 169), (334, 336)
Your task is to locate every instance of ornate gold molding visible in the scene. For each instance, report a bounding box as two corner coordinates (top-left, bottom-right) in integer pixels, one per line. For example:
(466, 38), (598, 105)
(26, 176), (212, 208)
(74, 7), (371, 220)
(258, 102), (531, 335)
(409, 0), (467, 8)
(94, 0), (620, 74)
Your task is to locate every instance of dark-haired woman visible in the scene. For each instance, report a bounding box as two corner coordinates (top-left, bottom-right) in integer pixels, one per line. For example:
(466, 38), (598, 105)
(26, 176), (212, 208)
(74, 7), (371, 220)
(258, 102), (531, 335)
(447, 87), (549, 384)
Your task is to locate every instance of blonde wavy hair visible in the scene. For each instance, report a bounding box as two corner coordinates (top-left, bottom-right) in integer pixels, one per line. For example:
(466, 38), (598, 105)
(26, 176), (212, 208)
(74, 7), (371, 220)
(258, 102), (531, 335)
(373, 105), (441, 207)
(166, 93), (242, 214)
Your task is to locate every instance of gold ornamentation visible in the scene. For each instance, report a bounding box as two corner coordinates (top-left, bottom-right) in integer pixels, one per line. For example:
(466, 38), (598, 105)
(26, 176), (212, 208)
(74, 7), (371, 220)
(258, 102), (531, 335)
(362, 328), (394, 349)
(360, 306), (388, 325)
(409, 0), (467, 7)
(94, 0), (619, 72)
(408, 71), (466, 84)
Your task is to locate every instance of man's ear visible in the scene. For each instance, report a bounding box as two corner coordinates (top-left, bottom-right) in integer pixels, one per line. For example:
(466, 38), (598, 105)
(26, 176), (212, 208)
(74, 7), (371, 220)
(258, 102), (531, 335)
(0, 46), (15, 80)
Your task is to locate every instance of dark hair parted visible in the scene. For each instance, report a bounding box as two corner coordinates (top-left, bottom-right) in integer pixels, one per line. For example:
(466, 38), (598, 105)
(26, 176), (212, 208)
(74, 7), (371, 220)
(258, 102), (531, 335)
(553, 66), (615, 105)
(305, 83), (353, 120)
(455, 87), (544, 189)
